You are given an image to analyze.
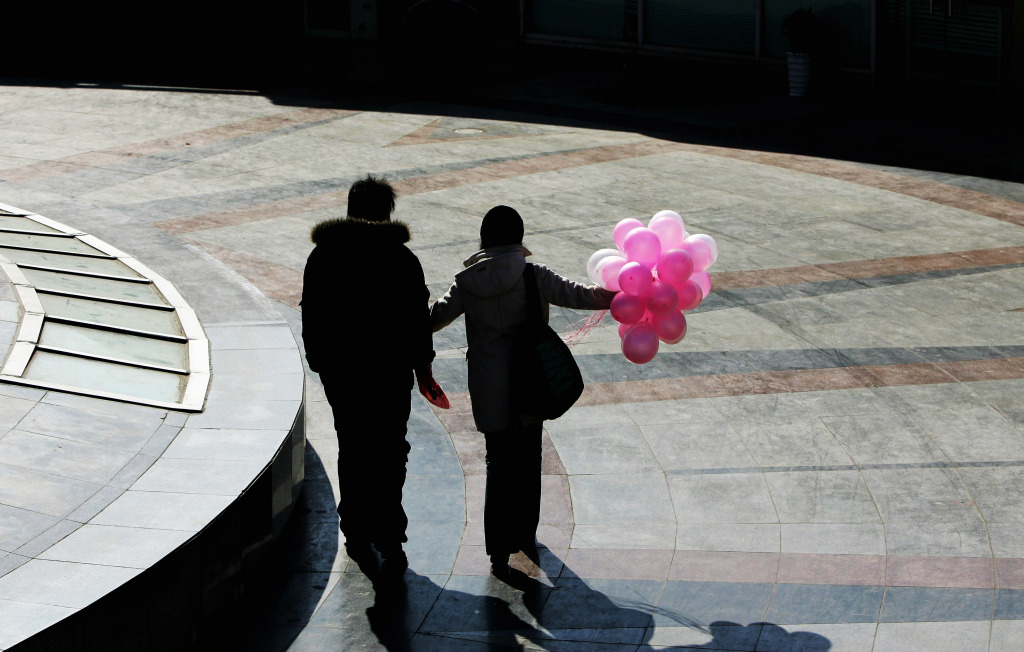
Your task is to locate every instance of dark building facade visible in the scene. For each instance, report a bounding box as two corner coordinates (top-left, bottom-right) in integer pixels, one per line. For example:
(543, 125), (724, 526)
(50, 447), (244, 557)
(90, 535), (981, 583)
(303, 0), (1022, 100)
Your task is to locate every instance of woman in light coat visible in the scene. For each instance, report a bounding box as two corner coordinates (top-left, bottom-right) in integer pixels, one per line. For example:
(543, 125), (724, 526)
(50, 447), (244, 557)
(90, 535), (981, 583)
(429, 205), (614, 577)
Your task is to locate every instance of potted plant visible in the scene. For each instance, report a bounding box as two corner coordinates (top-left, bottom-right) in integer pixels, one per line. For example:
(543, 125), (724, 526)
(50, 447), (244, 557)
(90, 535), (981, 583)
(781, 8), (819, 97)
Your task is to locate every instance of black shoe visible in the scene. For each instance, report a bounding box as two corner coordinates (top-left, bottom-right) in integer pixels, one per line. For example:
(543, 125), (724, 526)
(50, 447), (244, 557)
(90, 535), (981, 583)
(379, 549), (408, 579)
(490, 553), (511, 579)
(345, 542), (378, 576)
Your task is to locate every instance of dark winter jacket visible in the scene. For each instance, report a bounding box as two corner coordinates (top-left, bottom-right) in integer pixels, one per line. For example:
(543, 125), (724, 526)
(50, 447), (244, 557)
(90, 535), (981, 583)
(301, 217), (435, 381)
(429, 245), (614, 431)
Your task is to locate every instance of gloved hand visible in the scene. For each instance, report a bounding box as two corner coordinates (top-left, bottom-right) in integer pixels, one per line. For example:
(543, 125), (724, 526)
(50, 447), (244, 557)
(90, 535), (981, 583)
(416, 365), (449, 409)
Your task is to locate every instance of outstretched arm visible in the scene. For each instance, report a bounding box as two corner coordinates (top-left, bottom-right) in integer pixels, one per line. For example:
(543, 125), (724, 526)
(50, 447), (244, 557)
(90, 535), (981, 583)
(429, 281), (465, 332)
(535, 264), (615, 310)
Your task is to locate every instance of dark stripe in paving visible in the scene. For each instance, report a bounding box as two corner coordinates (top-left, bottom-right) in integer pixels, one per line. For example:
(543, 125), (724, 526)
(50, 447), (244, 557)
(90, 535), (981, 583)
(0, 108), (357, 184)
(573, 357), (1024, 406)
(21, 116), (353, 199)
(666, 460), (1024, 477)
(712, 246), (1024, 292)
(577, 346), (1024, 383)
(151, 139), (682, 233)
(188, 240), (303, 308)
(679, 143), (1024, 227)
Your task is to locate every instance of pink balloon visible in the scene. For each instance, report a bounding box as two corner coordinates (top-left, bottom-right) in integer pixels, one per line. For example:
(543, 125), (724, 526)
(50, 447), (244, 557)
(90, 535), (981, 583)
(610, 291), (646, 324)
(682, 233), (718, 271)
(622, 227), (661, 269)
(587, 248), (621, 285)
(618, 261), (653, 297)
(691, 271), (711, 297)
(621, 323), (659, 364)
(649, 214), (685, 252)
(676, 279), (703, 311)
(613, 218), (645, 251)
(595, 255), (627, 291)
(652, 310), (687, 344)
(646, 280), (679, 316)
(618, 322), (631, 338)
(656, 249), (694, 285)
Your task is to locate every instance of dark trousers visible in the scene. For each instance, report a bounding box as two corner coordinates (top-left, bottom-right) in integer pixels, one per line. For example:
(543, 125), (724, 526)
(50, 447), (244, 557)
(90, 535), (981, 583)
(321, 371), (412, 553)
(483, 421), (543, 557)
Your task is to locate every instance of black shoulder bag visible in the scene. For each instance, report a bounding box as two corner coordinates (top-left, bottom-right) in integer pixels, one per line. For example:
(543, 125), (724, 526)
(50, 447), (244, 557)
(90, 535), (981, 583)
(508, 264), (585, 425)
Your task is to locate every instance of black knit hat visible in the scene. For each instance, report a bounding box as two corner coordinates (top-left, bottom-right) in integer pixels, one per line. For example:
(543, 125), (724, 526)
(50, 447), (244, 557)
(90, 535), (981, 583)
(480, 205), (524, 249)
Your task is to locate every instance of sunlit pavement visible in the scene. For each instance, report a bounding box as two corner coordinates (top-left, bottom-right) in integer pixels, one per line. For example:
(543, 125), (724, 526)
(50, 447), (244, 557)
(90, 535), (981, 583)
(1, 71), (1023, 651)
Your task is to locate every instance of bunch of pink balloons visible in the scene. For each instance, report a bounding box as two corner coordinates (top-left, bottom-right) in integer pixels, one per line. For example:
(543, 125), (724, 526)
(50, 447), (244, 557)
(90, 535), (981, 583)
(587, 210), (718, 364)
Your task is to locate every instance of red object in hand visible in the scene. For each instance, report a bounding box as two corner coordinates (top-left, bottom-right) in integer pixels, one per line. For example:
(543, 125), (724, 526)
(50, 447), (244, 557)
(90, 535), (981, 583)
(418, 376), (450, 409)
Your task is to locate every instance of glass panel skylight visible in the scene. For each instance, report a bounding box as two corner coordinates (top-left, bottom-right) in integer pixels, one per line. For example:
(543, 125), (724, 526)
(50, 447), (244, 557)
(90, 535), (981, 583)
(39, 322), (188, 370)
(24, 351), (187, 404)
(0, 248), (142, 278)
(38, 293), (183, 338)
(23, 268), (167, 306)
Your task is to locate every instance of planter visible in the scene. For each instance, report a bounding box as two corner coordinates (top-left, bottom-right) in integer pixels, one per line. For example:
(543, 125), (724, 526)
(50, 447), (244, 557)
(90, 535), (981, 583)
(787, 51), (811, 97)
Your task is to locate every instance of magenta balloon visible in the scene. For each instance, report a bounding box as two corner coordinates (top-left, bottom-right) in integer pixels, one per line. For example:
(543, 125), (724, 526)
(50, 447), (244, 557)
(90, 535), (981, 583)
(656, 249), (694, 285)
(621, 323), (659, 364)
(618, 261), (653, 297)
(649, 215), (685, 252)
(622, 227), (661, 269)
(618, 322), (631, 338)
(691, 271), (711, 297)
(613, 218), (645, 251)
(676, 279), (703, 311)
(646, 280), (679, 316)
(653, 310), (687, 344)
(595, 255), (627, 291)
(609, 291), (646, 324)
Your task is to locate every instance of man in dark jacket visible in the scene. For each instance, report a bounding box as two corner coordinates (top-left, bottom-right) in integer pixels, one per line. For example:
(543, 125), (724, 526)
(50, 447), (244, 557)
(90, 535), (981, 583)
(301, 174), (435, 578)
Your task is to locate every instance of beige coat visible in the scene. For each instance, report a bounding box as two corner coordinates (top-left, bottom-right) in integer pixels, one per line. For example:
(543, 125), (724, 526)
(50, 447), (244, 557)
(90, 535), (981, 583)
(429, 245), (614, 432)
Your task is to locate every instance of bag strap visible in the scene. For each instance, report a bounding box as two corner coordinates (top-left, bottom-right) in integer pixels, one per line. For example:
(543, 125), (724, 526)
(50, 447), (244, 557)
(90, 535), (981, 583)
(522, 263), (543, 324)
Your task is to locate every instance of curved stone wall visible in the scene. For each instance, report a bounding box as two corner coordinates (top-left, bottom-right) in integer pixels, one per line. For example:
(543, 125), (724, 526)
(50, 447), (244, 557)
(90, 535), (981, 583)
(0, 206), (305, 651)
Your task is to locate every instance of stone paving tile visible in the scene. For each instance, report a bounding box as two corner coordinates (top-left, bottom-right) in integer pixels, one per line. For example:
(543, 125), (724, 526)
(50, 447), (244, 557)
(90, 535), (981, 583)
(0, 558), (141, 609)
(780, 523), (887, 556)
(667, 473), (777, 524)
(676, 523), (781, 554)
(670, 551), (780, 584)
(547, 424), (660, 475)
(880, 586), (995, 623)
(0, 505), (58, 554)
(0, 429), (135, 485)
(873, 620), (991, 652)
(570, 474), (675, 525)
(763, 471), (880, 524)
(777, 554), (886, 587)
(766, 584), (884, 625)
(0, 463), (102, 517)
(0, 599), (76, 650)
(89, 490), (235, 532)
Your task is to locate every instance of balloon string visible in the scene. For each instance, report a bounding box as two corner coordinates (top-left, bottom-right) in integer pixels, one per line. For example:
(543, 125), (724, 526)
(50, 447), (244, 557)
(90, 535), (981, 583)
(562, 310), (607, 346)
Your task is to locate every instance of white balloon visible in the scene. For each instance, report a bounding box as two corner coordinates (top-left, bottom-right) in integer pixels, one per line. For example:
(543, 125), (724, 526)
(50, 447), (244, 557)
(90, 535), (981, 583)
(587, 248), (621, 284)
(650, 210), (685, 232)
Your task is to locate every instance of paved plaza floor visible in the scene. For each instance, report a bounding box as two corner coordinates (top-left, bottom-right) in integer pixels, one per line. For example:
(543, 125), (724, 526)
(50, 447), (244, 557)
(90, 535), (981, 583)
(1, 67), (1023, 651)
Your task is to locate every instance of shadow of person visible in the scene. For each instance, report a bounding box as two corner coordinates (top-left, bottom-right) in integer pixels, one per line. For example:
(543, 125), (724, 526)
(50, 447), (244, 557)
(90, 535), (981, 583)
(505, 549), (833, 651)
(710, 621), (832, 651)
(366, 570), (547, 651)
(363, 548), (833, 651)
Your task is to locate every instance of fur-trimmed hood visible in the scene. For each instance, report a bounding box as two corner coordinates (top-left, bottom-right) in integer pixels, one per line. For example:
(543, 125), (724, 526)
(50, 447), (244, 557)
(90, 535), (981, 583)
(310, 217), (411, 247)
